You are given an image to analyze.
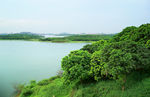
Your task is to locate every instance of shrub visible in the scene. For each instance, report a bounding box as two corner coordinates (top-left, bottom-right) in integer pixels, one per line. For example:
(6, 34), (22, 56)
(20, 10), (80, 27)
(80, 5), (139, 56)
(91, 41), (150, 81)
(61, 50), (92, 83)
(90, 50), (106, 80)
(81, 40), (108, 53)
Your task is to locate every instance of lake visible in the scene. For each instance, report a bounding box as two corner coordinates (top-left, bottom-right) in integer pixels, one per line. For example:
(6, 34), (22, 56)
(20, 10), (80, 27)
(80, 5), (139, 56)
(0, 40), (88, 97)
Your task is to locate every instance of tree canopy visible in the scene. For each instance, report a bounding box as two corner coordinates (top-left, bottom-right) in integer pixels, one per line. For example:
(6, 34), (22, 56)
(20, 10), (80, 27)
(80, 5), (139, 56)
(111, 23), (150, 44)
(61, 23), (150, 83)
(81, 40), (108, 53)
(91, 41), (150, 80)
(61, 50), (92, 83)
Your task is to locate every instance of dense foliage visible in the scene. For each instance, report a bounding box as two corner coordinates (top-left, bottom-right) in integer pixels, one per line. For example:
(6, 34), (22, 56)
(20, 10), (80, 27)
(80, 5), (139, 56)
(81, 40), (108, 53)
(61, 50), (91, 83)
(91, 41), (150, 80)
(112, 23), (150, 44)
(146, 40), (150, 49)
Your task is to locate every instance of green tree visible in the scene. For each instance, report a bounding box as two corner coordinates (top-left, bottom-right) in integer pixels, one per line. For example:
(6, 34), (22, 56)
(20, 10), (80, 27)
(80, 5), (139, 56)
(111, 23), (150, 44)
(61, 50), (92, 83)
(111, 26), (137, 42)
(90, 50), (105, 80)
(81, 40), (108, 53)
(91, 41), (150, 81)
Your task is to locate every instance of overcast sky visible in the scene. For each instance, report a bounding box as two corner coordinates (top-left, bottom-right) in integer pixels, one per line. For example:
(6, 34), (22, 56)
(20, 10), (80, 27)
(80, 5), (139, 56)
(0, 0), (149, 34)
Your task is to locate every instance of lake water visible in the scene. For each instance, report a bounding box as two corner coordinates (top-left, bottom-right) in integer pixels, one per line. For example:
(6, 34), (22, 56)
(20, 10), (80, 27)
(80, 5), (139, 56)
(0, 40), (88, 97)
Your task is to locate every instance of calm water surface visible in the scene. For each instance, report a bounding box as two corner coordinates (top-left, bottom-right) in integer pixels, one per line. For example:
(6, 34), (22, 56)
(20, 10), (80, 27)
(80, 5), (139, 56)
(0, 40), (88, 97)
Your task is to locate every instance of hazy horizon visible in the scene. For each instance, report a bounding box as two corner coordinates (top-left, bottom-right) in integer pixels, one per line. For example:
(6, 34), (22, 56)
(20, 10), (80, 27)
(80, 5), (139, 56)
(0, 0), (149, 34)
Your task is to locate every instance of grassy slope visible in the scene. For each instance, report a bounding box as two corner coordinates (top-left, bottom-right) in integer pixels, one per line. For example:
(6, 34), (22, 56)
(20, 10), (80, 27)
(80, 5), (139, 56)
(19, 72), (150, 97)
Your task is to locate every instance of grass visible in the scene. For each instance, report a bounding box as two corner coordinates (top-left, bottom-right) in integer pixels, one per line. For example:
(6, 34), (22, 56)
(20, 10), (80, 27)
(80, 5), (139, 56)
(18, 72), (150, 97)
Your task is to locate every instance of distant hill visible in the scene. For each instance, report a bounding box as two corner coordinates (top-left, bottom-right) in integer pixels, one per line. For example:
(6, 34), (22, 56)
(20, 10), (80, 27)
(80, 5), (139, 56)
(19, 32), (37, 35)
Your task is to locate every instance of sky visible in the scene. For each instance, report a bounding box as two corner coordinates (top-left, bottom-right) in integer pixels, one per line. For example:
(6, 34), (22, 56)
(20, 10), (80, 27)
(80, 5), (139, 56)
(0, 0), (149, 34)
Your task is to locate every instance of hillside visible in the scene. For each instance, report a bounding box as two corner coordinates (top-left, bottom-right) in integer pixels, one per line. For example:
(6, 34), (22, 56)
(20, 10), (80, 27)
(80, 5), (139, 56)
(18, 72), (150, 97)
(17, 23), (150, 97)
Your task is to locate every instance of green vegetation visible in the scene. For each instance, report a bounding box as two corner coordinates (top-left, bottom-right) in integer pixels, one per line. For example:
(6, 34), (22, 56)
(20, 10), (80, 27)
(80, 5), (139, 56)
(18, 72), (150, 97)
(40, 34), (114, 42)
(0, 33), (43, 40)
(18, 23), (150, 97)
(111, 23), (150, 44)
(81, 40), (108, 53)
(90, 41), (150, 81)
(0, 33), (114, 43)
(61, 50), (92, 83)
(146, 40), (150, 49)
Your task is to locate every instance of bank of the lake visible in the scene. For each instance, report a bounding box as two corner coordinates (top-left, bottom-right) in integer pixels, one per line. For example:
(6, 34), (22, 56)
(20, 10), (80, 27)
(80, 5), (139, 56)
(18, 72), (150, 97)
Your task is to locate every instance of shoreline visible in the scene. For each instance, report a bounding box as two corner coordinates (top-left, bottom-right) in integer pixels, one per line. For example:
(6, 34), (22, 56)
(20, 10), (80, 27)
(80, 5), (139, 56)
(0, 39), (94, 43)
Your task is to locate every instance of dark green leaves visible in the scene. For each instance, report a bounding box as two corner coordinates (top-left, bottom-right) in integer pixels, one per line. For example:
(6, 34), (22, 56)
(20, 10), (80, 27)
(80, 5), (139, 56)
(61, 50), (91, 83)
(91, 41), (150, 80)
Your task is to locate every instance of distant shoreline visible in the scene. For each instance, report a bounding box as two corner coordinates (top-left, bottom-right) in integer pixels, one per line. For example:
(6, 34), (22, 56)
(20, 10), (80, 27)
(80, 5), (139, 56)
(0, 34), (114, 43)
(0, 39), (94, 43)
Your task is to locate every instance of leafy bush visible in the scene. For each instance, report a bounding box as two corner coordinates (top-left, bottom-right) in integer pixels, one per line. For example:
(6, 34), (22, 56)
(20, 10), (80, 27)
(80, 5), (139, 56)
(91, 41), (150, 81)
(90, 50), (106, 80)
(81, 40), (108, 53)
(61, 50), (92, 83)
